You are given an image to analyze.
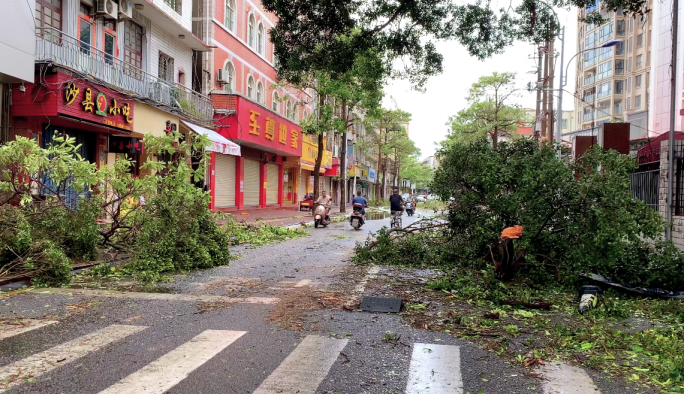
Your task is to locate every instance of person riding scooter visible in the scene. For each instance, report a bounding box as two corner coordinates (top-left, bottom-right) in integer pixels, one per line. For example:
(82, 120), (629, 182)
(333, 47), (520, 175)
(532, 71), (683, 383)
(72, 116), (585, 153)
(315, 190), (333, 222)
(351, 191), (368, 219)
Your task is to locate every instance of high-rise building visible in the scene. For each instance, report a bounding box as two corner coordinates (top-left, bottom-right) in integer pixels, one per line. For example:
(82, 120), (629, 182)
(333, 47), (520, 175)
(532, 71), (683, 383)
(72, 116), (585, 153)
(523, 108), (575, 138)
(573, 0), (652, 139)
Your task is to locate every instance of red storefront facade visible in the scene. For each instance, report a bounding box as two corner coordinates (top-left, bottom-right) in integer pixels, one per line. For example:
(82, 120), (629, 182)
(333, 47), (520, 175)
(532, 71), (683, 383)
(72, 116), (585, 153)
(11, 70), (134, 171)
(211, 93), (303, 210)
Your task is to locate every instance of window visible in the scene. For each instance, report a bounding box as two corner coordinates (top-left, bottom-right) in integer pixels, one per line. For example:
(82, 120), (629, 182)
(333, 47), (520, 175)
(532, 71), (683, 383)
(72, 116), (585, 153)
(257, 23), (264, 55)
(636, 54), (643, 68)
(615, 41), (625, 55)
(598, 61), (612, 79)
(629, 17), (633, 32)
(597, 81), (611, 98)
(163, 0), (182, 14)
(124, 20), (143, 77)
(615, 59), (624, 75)
(635, 95), (642, 108)
(247, 76), (254, 99)
(104, 33), (115, 64)
(225, 0), (235, 30)
(585, 31), (596, 48)
(628, 37), (632, 53)
(599, 22), (613, 42)
(637, 33), (643, 47)
(562, 119), (568, 129)
(627, 97), (631, 109)
(627, 76), (632, 92)
(286, 100), (293, 119)
(272, 92), (279, 112)
(256, 81), (263, 103)
(36, 0), (62, 43)
(599, 47), (612, 61)
(617, 20), (625, 35)
(78, 13), (92, 54)
(614, 101), (622, 114)
(584, 50), (596, 67)
(158, 52), (174, 83)
(615, 80), (624, 94)
(248, 14), (255, 47)
(223, 62), (235, 91)
(635, 74), (642, 87)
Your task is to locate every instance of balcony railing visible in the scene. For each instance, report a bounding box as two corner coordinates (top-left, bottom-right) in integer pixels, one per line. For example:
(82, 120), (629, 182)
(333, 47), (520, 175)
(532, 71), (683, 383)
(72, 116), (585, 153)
(583, 113), (595, 121)
(583, 94), (595, 102)
(584, 75), (595, 85)
(35, 28), (213, 125)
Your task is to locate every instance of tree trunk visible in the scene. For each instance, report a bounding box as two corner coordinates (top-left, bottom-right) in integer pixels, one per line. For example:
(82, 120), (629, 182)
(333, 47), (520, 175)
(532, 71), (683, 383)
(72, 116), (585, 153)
(340, 99), (348, 213)
(375, 134), (383, 201)
(313, 94), (325, 206)
(492, 125), (499, 149)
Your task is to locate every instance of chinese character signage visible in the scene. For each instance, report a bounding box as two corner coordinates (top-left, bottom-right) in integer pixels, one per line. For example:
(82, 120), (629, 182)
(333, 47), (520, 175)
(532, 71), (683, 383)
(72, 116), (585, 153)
(61, 81), (134, 131)
(214, 95), (301, 156)
(109, 136), (143, 154)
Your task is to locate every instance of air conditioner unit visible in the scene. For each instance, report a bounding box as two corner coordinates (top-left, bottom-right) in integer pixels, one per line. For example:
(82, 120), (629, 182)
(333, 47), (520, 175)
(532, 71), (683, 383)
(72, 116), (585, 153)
(118, 0), (133, 19)
(96, 0), (118, 19)
(217, 68), (227, 83)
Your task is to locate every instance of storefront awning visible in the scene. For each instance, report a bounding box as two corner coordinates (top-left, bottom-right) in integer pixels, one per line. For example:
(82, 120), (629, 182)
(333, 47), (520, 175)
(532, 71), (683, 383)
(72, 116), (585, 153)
(301, 163), (326, 173)
(181, 120), (241, 156)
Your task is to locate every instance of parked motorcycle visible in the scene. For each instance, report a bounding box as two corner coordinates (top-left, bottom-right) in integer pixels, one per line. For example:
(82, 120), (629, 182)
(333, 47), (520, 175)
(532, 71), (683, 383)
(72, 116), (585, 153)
(313, 204), (330, 228)
(406, 201), (414, 217)
(350, 203), (365, 230)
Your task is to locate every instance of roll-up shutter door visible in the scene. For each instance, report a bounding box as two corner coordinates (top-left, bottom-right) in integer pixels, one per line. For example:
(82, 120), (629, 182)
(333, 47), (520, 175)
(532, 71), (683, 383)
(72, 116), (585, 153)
(214, 154), (236, 207)
(266, 164), (279, 205)
(244, 159), (260, 206)
(299, 170), (308, 199)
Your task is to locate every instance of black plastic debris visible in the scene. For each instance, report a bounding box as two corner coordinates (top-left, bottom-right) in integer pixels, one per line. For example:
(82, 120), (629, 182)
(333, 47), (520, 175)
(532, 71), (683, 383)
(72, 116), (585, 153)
(585, 273), (684, 299)
(359, 296), (402, 313)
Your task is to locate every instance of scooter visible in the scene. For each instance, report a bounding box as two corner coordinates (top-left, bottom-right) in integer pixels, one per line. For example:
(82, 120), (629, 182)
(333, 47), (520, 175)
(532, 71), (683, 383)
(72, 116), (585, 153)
(313, 204), (331, 228)
(406, 201), (414, 217)
(350, 203), (365, 230)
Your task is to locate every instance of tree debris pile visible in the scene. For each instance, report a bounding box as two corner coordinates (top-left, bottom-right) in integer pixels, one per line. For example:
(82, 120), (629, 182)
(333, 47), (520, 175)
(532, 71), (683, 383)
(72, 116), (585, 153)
(355, 139), (684, 290)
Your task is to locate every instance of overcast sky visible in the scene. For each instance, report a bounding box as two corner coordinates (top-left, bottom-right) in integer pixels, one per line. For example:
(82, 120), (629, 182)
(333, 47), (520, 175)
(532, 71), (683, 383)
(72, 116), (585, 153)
(384, 6), (579, 160)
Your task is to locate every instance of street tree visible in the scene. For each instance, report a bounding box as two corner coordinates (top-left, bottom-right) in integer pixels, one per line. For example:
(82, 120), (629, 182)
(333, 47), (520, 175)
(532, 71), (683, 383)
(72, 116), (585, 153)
(363, 109), (411, 200)
(400, 155), (434, 190)
(262, 0), (640, 90)
(445, 72), (527, 149)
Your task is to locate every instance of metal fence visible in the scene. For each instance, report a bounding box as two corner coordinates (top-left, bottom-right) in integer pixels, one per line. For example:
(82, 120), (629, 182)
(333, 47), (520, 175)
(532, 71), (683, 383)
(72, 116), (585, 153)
(672, 141), (684, 216)
(35, 28), (213, 125)
(630, 160), (660, 211)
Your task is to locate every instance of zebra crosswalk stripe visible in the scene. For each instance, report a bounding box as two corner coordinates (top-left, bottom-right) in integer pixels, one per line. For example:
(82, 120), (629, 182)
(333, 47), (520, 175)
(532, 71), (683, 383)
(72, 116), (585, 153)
(99, 330), (246, 394)
(538, 362), (601, 394)
(0, 324), (146, 393)
(253, 335), (348, 394)
(0, 319), (57, 341)
(406, 343), (464, 393)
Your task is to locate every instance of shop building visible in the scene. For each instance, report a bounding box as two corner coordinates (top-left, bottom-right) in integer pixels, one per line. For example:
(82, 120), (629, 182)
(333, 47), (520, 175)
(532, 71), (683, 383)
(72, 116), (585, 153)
(211, 93), (302, 210)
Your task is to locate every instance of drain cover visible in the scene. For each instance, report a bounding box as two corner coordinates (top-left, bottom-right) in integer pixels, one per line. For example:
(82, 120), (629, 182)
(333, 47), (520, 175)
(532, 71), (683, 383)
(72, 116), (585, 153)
(359, 296), (402, 313)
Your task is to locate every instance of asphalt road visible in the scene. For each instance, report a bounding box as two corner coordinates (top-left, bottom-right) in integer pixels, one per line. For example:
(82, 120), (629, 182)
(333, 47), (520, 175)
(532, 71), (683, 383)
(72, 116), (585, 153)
(0, 210), (613, 394)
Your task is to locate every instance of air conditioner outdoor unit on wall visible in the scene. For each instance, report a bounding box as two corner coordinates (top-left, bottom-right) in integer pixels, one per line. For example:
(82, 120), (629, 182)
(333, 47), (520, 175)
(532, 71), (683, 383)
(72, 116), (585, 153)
(96, 0), (118, 19)
(118, 0), (133, 19)
(217, 68), (227, 83)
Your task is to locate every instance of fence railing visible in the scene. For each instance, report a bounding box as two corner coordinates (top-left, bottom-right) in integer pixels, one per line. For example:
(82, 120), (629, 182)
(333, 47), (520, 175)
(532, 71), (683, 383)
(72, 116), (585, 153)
(35, 27), (213, 125)
(629, 161), (660, 211)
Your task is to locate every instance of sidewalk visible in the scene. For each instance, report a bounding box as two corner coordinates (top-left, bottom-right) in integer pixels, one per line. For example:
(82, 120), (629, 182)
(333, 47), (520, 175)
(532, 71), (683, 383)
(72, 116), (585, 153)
(217, 204), (349, 227)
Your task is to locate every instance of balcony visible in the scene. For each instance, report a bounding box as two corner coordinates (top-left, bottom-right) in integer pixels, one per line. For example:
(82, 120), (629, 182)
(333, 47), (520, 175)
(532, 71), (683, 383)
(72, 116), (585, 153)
(583, 113), (595, 121)
(583, 94), (595, 103)
(584, 75), (595, 85)
(35, 28), (213, 125)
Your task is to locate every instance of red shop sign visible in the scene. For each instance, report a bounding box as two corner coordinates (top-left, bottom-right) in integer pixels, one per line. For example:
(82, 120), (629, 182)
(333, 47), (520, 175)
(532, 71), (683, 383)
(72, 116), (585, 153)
(62, 80), (134, 131)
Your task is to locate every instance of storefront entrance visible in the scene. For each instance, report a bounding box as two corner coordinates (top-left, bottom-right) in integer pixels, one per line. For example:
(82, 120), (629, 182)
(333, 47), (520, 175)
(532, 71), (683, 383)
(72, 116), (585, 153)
(283, 166), (296, 204)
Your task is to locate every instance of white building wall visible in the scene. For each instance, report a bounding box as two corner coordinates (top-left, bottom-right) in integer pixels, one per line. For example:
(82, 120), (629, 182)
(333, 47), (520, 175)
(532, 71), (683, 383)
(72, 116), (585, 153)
(149, 22), (194, 89)
(0, 0), (36, 82)
(148, 0), (193, 31)
(652, 0), (684, 136)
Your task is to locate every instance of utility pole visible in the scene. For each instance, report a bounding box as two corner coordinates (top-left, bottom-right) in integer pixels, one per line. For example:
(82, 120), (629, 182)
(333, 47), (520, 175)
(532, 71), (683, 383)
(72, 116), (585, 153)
(556, 26), (566, 157)
(546, 39), (555, 140)
(534, 45), (544, 139)
(667, 0), (679, 240)
(541, 41), (549, 139)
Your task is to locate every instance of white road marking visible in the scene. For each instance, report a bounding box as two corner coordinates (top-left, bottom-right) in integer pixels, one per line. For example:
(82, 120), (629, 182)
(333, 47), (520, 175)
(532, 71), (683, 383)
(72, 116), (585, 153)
(38, 288), (279, 304)
(345, 266), (380, 308)
(294, 279), (312, 287)
(99, 330), (246, 394)
(406, 343), (463, 394)
(0, 319), (57, 341)
(538, 362), (601, 394)
(0, 325), (146, 393)
(253, 335), (348, 394)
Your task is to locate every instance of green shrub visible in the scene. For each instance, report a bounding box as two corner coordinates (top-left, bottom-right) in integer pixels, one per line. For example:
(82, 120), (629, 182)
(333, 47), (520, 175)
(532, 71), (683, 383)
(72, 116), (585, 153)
(35, 198), (101, 261)
(31, 241), (72, 287)
(0, 205), (33, 267)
